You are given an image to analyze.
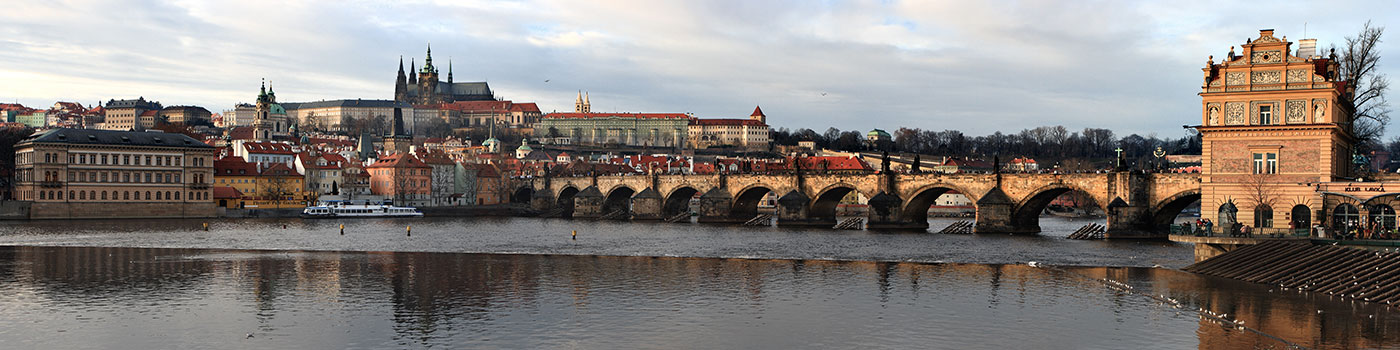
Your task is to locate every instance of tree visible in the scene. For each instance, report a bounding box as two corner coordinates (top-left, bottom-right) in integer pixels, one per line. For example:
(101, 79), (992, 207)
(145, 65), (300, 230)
(1339, 21), (1392, 145)
(1240, 173), (1283, 228)
(260, 175), (297, 208)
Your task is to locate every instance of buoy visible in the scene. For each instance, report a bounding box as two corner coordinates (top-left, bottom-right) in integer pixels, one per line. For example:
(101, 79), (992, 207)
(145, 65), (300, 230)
(572, 230), (577, 240)
(407, 225), (412, 236)
(202, 222), (209, 231)
(340, 224), (345, 235)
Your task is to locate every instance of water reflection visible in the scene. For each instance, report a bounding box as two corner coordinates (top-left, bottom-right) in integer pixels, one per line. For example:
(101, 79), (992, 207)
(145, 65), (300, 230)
(0, 246), (1395, 349)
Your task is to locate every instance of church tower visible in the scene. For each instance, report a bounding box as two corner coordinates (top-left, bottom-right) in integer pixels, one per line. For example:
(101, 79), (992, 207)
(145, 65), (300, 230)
(575, 91), (591, 113)
(253, 80), (273, 141)
(383, 107), (412, 155)
(394, 56), (408, 102)
(447, 59), (453, 84)
(418, 44), (440, 104)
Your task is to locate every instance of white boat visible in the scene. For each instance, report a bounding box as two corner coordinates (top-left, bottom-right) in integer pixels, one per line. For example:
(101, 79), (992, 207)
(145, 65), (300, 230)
(302, 202), (423, 218)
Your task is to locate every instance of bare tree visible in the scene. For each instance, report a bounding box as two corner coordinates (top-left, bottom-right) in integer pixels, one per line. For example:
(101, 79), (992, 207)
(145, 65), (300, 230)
(1240, 173), (1283, 228)
(1339, 21), (1392, 144)
(260, 175), (296, 208)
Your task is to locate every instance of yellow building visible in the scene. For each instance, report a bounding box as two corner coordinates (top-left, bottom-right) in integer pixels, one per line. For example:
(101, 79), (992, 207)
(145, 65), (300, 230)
(1198, 29), (1351, 233)
(213, 156), (310, 208)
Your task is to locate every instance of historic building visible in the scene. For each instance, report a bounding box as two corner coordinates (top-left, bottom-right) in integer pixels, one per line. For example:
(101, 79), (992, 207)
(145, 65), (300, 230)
(437, 100), (542, 128)
(394, 45), (494, 105)
(251, 81), (291, 141)
(282, 99), (414, 133)
(157, 106), (212, 126)
(687, 106), (771, 150)
(537, 112), (690, 148)
(1198, 29), (1351, 233)
(13, 128), (218, 218)
(100, 97), (162, 130)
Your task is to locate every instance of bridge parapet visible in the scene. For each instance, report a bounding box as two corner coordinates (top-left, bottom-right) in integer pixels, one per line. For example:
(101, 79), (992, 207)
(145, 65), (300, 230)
(527, 170), (1201, 236)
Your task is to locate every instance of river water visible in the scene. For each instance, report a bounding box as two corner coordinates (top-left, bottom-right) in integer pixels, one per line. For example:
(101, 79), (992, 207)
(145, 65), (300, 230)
(0, 216), (1396, 349)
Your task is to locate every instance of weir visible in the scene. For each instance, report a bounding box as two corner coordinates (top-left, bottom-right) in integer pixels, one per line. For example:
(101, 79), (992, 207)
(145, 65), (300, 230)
(1185, 241), (1400, 308)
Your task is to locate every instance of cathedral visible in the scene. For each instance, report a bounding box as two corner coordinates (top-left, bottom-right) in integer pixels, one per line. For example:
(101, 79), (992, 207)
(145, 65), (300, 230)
(394, 44), (495, 105)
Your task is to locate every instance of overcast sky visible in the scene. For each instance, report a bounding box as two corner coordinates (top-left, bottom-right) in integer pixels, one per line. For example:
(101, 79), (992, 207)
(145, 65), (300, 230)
(2, 0), (1398, 139)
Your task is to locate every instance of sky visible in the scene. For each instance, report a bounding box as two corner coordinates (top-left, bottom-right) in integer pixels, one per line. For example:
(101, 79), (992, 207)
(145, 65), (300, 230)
(2, 0), (1399, 139)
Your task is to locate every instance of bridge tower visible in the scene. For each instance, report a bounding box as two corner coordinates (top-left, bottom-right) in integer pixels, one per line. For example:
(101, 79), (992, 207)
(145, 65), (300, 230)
(1197, 29), (1350, 234)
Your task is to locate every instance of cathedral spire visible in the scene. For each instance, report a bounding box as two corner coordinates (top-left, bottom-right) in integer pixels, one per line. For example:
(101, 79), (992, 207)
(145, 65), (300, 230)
(447, 58), (453, 84)
(409, 58), (417, 85)
(422, 43), (434, 73)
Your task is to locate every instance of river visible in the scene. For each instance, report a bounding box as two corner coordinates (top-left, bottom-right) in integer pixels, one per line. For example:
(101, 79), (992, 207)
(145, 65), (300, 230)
(0, 216), (1396, 349)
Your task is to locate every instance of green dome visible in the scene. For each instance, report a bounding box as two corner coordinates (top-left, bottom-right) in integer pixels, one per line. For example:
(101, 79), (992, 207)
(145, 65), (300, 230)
(517, 143), (533, 152)
(270, 103), (286, 115)
(482, 137), (500, 146)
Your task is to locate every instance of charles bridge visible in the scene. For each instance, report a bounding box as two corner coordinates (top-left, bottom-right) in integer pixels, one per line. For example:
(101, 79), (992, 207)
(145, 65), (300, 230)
(515, 170), (1201, 237)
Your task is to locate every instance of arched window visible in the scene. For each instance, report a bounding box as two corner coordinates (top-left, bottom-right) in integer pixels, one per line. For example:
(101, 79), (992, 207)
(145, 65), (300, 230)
(66, 191), (72, 200)
(1291, 205), (1311, 232)
(1333, 204), (1360, 233)
(1254, 204), (1273, 228)
(79, 191), (85, 200)
(1369, 204), (1397, 231)
(101, 192), (107, 200)
(176, 192), (181, 200)
(155, 192), (162, 200)
(123, 192), (129, 200)
(145, 191), (151, 200)
(89, 191), (95, 200)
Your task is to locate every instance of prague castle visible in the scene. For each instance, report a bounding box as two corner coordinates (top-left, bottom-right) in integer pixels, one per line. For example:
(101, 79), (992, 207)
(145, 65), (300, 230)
(394, 44), (495, 105)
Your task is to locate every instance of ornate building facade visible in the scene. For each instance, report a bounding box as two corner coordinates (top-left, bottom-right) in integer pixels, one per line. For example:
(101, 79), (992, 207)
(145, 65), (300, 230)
(394, 45), (494, 105)
(1198, 29), (1351, 232)
(13, 128), (218, 218)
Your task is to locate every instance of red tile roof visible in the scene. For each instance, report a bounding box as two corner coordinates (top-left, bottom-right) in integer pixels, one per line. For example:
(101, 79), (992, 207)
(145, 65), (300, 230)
(241, 141), (295, 154)
(260, 162), (299, 176)
(544, 112), (689, 120)
(367, 153), (430, 169)
(691, 118), (765, 126)
(214, 156), (258, 175)
(213, 186), (243, 199)
(751, 105), (765, 117)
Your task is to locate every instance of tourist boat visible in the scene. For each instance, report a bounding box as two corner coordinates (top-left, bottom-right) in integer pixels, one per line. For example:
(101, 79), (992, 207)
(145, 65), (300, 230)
(301, 202), (423, 218)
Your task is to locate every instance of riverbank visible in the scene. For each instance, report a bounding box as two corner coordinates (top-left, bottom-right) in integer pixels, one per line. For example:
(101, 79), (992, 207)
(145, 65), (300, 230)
(215, 204), (535, 218)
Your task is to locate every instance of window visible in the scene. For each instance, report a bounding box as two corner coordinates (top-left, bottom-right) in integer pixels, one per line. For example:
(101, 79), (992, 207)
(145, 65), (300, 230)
(1253, 153), (1278, 174)
(1259, 105), (1273, 125)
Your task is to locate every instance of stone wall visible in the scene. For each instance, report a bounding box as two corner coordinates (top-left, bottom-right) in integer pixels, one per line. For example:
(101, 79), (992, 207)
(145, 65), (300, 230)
(30, 202), (217, 219)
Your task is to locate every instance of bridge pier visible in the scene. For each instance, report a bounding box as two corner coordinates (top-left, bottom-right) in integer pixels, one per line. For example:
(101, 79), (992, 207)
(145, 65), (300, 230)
(1104, 199), (1162, 238)
(973, 187), (1024, 233)
(530, 189), (555, 212)
(866, 192), (921, 229)
(696, 187), (740, 223)
(630, 188), (663, 220)
(572, 186), (605, 219)
(776, 190), (831, 227)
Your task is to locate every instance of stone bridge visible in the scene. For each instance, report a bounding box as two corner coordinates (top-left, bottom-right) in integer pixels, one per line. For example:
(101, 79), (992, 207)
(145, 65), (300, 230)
(514, 171), (1201, 237)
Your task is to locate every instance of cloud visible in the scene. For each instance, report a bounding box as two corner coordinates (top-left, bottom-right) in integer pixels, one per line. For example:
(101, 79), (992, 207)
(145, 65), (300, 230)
(1, 0), (1397, 139)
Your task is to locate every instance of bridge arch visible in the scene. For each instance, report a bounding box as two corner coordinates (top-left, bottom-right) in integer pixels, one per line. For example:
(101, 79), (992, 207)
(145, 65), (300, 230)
(663, 186), (701, 218)
(603, 185), (637, 215)
(900, 183), (978, 228)
(1149, 189), (1201, 227)
(809, 183), (861, 222)
(1010, 184), (1105, 233)
(731, 184), (776, 218)
(510, 186), (534, 204)
(556, 186), (581, 217)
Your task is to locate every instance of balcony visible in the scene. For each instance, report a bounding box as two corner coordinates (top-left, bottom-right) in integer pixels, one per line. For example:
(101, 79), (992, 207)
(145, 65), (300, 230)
(39, 181), (63, 188)
(191, 183), (210, 190)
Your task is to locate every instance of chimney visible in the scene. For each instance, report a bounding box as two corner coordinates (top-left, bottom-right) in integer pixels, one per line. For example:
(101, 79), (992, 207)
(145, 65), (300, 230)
(1297, 39), (1317, 59)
